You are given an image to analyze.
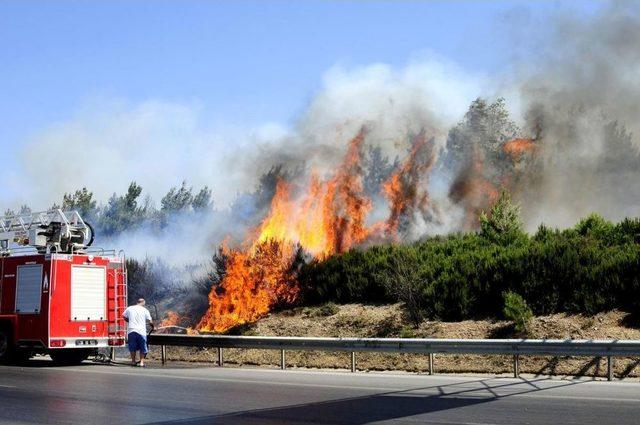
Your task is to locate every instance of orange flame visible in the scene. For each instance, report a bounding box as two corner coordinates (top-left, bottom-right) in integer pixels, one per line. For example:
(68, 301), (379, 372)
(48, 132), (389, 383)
(257, 128), (371, 257)
(196, 241), (300, 333)
(382, 130), (435, 237)
(197, 129), (372, 333)
(159, 310), (181, 328)
(503, 138), (536, 162)
(449, 150), (500, 229)
(197, 127), (528, 333)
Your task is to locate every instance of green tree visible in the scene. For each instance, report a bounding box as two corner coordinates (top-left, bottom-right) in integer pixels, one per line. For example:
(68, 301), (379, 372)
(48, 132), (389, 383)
(574, 214), (614, 242)
(161, 181), (193, 213)
(192, 186), (213, 212)
(445, 97), (519, 170)
(99, 182), (148, 236)
(382, 249), (429, 327)
(479, 190), (524, 244)
(61, 187), (98, 222)
(502, 291), (533, 334)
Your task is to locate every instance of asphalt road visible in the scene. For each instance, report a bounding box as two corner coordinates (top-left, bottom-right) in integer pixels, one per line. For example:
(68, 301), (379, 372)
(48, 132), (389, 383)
(0, 360), (638, 424)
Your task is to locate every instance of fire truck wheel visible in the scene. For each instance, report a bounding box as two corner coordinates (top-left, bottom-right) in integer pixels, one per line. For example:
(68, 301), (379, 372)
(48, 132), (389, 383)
(49, 349), (93, 365)
(0, 329), (10, 363)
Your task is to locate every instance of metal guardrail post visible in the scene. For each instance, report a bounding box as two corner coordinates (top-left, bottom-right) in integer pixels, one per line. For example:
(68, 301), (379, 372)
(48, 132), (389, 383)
(110, 347), (116, 361)
(161, 345), (166, 365)
(350, 352), (356, 372)
(280, 349), (286, 370)
(146, 335), (640, 380)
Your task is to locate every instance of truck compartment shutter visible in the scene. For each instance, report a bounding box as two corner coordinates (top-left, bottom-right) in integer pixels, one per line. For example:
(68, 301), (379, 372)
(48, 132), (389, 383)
(15, 264), (43, 313)
(71, 266), (106, 321)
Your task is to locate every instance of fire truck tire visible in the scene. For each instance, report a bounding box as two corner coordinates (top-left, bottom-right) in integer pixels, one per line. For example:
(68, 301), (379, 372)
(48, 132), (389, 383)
(49, 349), (93, 365)
(0, 329), (11, 363)
(0, 328), (23, 364)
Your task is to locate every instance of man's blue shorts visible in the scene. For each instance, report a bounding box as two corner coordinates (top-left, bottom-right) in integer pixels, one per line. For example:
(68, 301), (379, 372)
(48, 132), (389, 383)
(127, 332), (148, 354)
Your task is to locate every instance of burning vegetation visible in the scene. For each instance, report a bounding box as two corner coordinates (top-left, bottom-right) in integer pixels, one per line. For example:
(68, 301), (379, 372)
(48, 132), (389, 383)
(382, 130), (438, 239)
(197, 129), (378, 332)
(503, 138), (537, 161)
(7, 3), (639, 335)
(36, 94), (639, 334)
(196, 103), (546, 333)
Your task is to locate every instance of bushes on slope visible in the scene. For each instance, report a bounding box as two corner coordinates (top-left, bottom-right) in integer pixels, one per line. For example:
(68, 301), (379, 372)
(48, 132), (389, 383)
(299, 215), (640, 320)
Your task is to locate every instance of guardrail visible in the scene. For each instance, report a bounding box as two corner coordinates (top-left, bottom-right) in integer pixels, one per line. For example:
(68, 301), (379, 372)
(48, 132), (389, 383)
(147, 334), (640, 381)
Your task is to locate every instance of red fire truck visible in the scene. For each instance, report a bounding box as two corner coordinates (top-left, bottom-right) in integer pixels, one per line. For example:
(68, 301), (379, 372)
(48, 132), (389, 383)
(0, 210), (127, 364)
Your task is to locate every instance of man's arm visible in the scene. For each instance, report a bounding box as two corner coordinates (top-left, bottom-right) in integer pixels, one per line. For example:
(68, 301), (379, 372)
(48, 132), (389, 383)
(145, 310), (154, 331)
(123, 308), (129, 322)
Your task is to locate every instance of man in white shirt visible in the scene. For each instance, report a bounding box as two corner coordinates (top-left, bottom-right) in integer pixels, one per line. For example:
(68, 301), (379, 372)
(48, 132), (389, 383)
(123, 298), (154, 367)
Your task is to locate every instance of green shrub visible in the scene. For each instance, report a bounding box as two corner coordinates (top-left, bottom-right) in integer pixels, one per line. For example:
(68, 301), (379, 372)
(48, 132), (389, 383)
(310, 302), (340, 317)
(502, 291), (533, 333)
(299, 214), (640, 322)
(479, 190), (525, 245)
(399, 326), (417, 338)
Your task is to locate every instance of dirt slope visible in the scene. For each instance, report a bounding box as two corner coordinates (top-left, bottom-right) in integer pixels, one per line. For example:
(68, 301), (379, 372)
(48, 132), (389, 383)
(152, 304), (640, 378)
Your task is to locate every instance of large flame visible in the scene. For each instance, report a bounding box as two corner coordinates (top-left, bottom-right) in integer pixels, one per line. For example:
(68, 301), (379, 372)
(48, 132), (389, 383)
(197, 129), (372, 333)
(196, 240), (300, 333)
(196, 128), (534, 333)
(257, 128), (371, 257)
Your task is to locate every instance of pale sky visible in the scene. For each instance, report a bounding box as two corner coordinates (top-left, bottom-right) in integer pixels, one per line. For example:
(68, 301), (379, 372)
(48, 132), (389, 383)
(0, 1), (606, 207)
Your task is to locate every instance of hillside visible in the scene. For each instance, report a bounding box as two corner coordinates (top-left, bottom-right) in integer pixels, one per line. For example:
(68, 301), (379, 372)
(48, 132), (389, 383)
(153, 304), (640, 378)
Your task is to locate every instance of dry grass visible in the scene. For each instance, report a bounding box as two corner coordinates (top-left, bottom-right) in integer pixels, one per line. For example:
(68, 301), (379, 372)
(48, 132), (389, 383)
(148, 304), (640, 378)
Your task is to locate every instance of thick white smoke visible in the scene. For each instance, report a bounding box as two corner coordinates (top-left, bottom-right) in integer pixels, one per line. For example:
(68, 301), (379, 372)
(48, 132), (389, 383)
(4, 55), (486, 263)
(12, 99), (290, 211)
(3, 2), (640, 263)
(515, 2), (640, 228)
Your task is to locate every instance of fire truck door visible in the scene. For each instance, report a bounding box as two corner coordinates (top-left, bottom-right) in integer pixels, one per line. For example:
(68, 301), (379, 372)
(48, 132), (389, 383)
(15, 263), (45, 341)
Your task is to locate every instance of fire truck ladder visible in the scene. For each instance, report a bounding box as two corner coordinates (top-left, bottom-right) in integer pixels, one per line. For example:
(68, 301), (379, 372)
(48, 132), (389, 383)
(109, 251), (128, 352)
(0, 209), (92, 255)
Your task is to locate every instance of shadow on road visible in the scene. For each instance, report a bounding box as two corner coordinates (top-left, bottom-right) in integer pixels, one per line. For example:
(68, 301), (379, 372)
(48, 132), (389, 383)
(148, 377), (582, 425)
(212, 393), (489, 424)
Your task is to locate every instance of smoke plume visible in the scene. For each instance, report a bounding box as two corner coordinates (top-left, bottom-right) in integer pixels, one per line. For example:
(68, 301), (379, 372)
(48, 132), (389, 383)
(3, 2), (640, 262)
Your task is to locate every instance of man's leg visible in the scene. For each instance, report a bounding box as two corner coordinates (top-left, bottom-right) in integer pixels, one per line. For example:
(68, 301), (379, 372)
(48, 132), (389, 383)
(128, 334), (138, 365)
(139, 335), (148, 367)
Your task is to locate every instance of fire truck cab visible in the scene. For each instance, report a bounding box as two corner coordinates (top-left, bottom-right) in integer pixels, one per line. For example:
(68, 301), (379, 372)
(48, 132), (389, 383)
(0, 210), (127, 364)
